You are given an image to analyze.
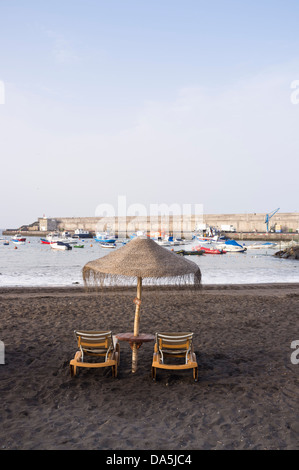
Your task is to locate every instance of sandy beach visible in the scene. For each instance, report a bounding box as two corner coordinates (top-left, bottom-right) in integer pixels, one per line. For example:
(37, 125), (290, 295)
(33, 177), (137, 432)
(0, 283), (298, 450)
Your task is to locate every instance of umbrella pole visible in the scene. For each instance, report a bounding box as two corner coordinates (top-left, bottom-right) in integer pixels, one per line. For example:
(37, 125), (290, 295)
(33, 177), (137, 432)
(132, 277), (142, 373)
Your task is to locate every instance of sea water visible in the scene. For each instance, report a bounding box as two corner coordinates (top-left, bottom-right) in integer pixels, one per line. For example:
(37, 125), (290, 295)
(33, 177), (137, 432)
(0, 233), (298, 287)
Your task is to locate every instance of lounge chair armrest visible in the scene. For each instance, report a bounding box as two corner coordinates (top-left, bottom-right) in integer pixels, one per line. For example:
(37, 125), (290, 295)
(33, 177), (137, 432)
(74, 350), (82, 361)
(112, 335), (118, 349)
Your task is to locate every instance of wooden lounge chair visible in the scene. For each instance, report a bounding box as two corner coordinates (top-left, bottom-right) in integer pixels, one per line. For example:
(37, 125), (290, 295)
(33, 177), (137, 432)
(70, 330), (120, 378)
(151, 332), (198, 382)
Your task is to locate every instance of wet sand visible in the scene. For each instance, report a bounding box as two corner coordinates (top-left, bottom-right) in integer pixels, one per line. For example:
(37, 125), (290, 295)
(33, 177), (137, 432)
(0, 283), (298, 450)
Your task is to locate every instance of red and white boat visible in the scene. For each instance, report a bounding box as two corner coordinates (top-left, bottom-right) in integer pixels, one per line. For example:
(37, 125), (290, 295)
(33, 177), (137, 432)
(196, 245), (226, 254)
(11, 233), (26, 244)
(40, 232), (78, 245)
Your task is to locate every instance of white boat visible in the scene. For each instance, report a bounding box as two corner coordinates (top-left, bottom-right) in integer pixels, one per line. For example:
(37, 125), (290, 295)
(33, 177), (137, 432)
(130, 231), (147, 239)
(217, 240), (247, 252)
(174, 238), (188, 245)
(60, 232), (79, 244)
(43, 232), (78, 245)
(166, 236), (182, 246)
(150, 232), (180, 246)
(42, 232), (62, 244)
(246, 242), (277, 250)
(50, 241), (72, 251)
(155, 237), (171, 246)
(100, 242), (116, 248)
(11, 233), (26, 244)
(74, 229), (92, 238)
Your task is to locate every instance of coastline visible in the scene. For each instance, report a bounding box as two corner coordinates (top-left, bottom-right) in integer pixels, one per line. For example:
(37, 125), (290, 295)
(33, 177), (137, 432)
(0, 283), (298, 450)
(0, 282), (298, 299)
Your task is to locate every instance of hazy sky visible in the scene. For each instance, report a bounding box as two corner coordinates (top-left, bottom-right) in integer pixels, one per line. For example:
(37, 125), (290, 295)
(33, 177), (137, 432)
(1, 0), (299, 228)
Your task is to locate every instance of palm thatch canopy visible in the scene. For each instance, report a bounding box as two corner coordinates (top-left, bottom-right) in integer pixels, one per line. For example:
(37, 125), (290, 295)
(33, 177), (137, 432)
(82, 236), (201, 287)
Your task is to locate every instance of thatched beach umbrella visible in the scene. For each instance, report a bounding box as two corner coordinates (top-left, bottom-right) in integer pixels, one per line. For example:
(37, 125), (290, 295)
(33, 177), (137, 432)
(82, 236), (201, 373)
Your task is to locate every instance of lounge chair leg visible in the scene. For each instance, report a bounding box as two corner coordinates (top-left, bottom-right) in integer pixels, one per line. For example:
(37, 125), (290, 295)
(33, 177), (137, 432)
(116, 347), (120, 365)
(151, 367), (156, 381)
(70, 364), (76, 377)
(112, 363), (118, 378)
(193, 367), (198, 382)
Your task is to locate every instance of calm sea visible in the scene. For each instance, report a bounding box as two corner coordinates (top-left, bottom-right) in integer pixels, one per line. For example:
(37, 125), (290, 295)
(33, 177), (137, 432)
(0, 232), (298, 287)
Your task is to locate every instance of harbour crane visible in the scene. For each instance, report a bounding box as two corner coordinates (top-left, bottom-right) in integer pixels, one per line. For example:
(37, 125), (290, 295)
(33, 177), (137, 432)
(265, 208), (280, 232)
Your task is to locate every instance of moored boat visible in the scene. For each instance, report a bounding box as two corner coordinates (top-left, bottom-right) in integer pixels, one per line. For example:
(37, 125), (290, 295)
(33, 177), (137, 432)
(196, 245), (226, 254)
(246, 242), (277, 249)
(217, 240), (247, 252)
(50, 241), (72, 251)
(95, 232), (116, 243)
(175, 249), (204, 256)
(130, 231), (147, 239)
(99, 242), (116, 248)
(41, 232), (78, 245)
(74, 229), (92, 238)
(155, 237), (171, 246)
(11, 233), (26, 244)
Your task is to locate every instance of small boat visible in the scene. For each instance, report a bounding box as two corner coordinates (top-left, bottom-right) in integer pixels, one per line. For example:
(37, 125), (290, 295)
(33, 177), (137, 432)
(130, 231), (147, 239)
(175, 249), (204, 256)
(95, 232), (116, 243)
(60, 232), (79, 244)
(217, 240), (247, 252)
(151, 234), (181, 246)
(99, 242), (116, 248)
(11, 233), (26, 244)
(119, 239), (130, 245)
(174, 238), (186, 245)
(50, 241), (72, 250)
(41, 232), (62, 244)
(165, 236), (182, 246)
(74, 229), (92, 238)
(42, 232), (78, 245)
(246, 242), (277, 249)
(197, 246), (226, 254)
(73, 245), (84, 248)
(193, 234), (220, 243)
(155, 237), (171, 246)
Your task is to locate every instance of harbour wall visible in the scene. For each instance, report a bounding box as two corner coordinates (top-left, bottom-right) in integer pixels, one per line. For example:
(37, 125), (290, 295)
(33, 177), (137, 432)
(39, 213), (299, 236)
(3, 212), (299, 239)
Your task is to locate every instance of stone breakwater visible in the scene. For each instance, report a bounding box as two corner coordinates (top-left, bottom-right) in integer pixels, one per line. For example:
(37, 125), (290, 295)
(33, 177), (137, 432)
(274, 245), (299, 259)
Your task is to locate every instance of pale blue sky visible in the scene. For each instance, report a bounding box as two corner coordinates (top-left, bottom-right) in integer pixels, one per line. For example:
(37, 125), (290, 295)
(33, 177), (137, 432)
(1, 1), (299, 227)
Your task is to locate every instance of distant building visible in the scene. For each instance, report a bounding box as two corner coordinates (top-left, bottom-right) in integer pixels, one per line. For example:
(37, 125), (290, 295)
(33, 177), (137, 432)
(38, 218), (58, 232)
